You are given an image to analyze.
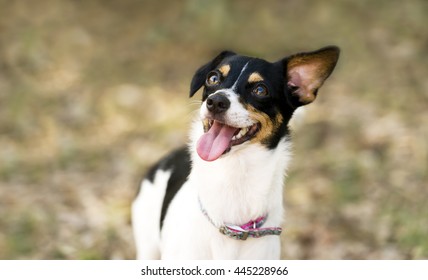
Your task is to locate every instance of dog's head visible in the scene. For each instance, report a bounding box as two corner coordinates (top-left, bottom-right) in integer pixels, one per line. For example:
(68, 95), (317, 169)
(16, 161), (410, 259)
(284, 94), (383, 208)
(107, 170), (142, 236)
(189, 46), (340, 161)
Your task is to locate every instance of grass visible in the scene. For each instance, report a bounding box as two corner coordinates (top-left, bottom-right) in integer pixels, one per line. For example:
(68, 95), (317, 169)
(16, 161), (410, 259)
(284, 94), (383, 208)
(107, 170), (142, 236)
(0, 0), (427, 259)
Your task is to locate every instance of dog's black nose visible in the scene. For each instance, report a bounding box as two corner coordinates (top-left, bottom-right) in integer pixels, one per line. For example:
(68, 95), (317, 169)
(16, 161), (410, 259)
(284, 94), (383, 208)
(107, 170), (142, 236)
(206, 93), (230, 114)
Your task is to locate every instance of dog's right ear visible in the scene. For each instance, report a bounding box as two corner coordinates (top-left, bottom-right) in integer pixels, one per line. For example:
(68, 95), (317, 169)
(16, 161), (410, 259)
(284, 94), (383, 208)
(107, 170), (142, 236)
(281, 46), (340, 107)
(189, 51), (236, 98)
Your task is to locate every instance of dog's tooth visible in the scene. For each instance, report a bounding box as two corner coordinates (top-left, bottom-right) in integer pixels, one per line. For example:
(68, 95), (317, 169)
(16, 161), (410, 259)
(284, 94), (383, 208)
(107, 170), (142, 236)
(236, 129), (245, 139)
(241, 127), (249, 135)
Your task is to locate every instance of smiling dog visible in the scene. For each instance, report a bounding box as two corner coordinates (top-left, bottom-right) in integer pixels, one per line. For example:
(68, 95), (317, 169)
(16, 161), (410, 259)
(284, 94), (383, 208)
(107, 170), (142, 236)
(132, 46), (340, 259)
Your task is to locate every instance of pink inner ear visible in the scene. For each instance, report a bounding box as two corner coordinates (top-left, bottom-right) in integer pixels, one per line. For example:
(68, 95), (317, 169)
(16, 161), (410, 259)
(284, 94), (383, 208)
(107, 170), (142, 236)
(287, 71), (301, 88)
(289, 63), (323, 91)
(285, 46), (339, 105)
(287, 64), (321, 104)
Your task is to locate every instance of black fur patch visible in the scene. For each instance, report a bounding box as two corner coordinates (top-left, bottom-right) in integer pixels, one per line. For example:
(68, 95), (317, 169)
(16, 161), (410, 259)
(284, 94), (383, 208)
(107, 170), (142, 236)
(141, 146), (192, 230)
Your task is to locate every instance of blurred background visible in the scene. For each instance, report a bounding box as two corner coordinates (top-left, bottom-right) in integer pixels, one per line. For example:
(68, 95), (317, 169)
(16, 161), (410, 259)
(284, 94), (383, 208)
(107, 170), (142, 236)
(0, 0), (427, 259)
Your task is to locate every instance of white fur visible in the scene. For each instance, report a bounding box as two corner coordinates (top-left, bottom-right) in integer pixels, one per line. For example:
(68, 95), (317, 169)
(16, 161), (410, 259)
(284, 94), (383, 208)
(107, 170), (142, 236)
(200, 89), (254, 128)
(231, 62), (249, 90)
(132, 95), (292, 259)
(132, 170), (171, 259)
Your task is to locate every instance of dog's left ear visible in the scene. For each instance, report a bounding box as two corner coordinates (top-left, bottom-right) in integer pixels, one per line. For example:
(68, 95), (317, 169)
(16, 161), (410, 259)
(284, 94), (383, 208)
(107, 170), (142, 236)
(189, 50), (236, 98)
(281, 46), (340, 107)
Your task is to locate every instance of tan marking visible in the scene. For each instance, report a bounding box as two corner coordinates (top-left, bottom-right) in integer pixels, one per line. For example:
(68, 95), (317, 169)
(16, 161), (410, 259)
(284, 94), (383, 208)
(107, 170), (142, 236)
(246, 105), (283, 144)
(218, 64), (231, 77)
(248, 72), (264, 83)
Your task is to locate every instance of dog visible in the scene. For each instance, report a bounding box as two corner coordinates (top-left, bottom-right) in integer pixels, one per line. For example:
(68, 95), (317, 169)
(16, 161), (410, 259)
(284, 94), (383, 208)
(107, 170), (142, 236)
(132, 46), (340, 259)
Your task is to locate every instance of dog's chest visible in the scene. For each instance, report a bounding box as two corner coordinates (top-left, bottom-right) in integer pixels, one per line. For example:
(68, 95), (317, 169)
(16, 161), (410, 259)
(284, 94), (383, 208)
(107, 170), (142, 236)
(160, 178), (282, 260)
(159, 139), (291, 259)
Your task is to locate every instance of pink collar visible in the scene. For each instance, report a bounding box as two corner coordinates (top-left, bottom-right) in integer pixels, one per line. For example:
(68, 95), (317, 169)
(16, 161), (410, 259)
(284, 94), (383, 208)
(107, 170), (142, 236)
(198, 198), (282, 241)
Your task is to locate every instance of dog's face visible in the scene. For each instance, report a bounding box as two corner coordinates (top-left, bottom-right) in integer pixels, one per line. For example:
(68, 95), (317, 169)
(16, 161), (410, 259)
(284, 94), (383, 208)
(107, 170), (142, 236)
(190, 47), (340, 161)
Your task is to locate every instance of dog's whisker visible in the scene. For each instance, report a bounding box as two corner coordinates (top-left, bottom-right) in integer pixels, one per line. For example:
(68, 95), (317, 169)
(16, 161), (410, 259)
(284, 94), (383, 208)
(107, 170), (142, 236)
(188, 102), (202, 107)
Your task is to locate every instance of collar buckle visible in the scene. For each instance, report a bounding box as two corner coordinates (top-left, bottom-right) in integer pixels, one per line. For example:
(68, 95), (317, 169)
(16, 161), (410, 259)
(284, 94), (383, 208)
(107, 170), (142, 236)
(240, 231), (249, 240)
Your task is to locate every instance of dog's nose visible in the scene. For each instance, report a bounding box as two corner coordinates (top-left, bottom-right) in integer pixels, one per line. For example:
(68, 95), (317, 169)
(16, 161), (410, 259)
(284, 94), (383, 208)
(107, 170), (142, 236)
(206, 93), (230, 114)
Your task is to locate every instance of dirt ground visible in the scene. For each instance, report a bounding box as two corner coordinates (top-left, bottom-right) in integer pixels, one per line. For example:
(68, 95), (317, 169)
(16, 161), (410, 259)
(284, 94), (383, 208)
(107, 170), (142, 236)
(1, 0), (427, 259)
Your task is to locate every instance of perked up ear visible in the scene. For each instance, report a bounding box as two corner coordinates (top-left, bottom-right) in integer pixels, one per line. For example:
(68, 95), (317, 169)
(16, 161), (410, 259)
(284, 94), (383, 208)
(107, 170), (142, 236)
(284, 46), (340, 106)
(189, 50), (236, 97)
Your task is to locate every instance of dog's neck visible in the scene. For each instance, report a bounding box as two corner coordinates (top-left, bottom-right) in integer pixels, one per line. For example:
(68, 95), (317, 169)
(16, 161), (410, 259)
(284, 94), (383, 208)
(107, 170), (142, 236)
(188, 120), (291, 227)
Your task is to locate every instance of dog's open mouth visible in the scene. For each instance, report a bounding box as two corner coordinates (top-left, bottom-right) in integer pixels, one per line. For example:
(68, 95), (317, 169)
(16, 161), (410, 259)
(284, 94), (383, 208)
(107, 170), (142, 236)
(196, 119), (260, 161)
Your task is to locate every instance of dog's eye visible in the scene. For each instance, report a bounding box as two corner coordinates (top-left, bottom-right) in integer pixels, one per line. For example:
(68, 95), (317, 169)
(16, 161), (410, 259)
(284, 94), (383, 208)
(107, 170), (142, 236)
(252, 84), (268, 97)
(206, 72), (220, 86)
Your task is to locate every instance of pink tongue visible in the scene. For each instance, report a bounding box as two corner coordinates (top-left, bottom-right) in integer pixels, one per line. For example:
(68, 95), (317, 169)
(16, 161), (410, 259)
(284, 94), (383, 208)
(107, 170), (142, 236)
(196, 121), (239, 161)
